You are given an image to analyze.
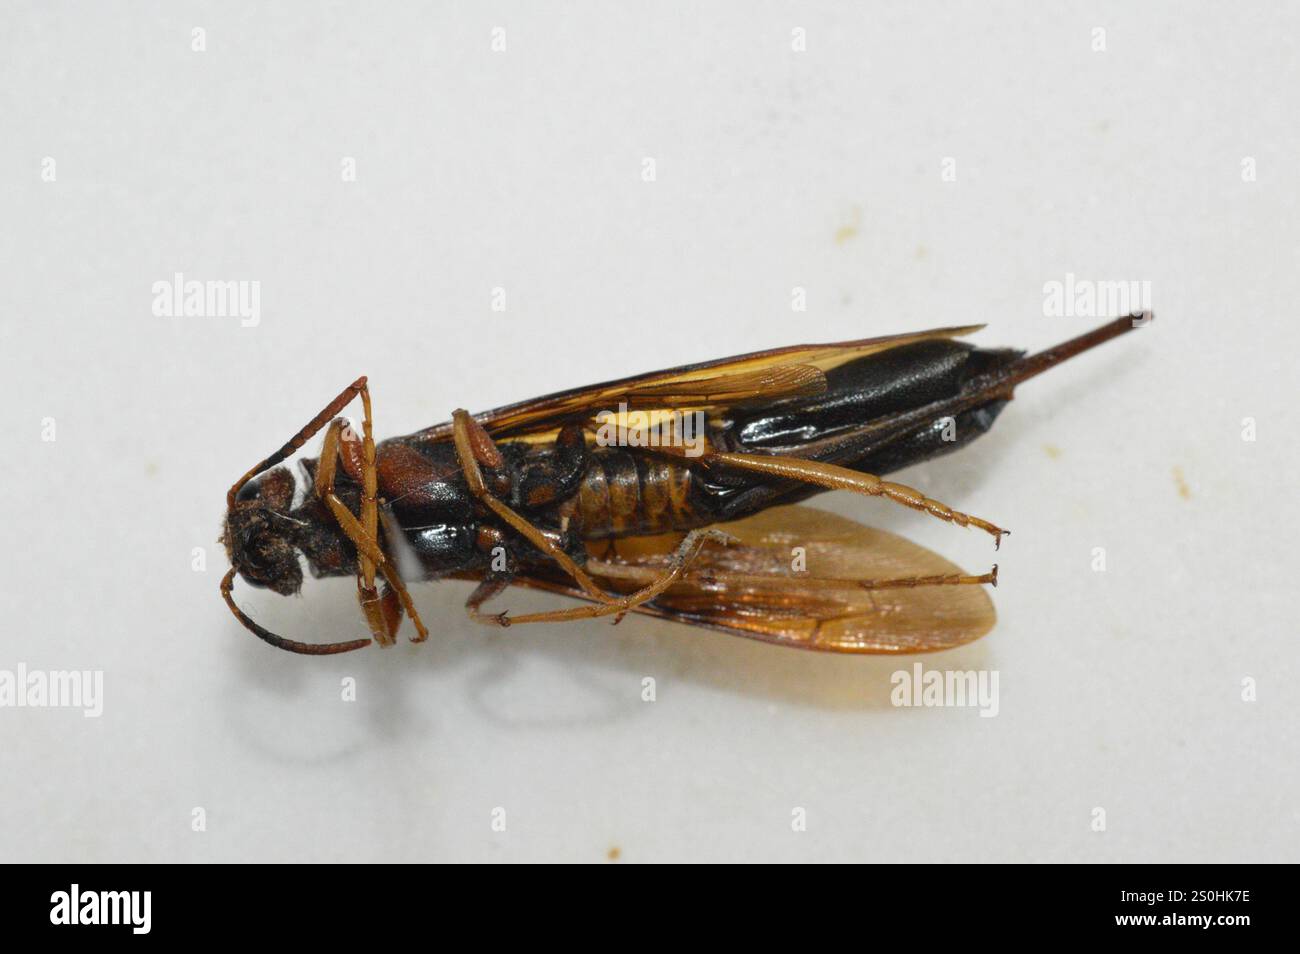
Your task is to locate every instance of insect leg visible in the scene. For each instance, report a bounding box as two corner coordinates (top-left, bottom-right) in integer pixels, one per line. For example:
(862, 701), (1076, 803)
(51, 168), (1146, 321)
(451, 409), (617, 604)
(477, 529), (733, 626)
(464, 574), (514, 626)
(315, 418), (398, 645)
(321, 491), (429, 643)
(377, 583), (405, 637)
(355, 384), (396, 642)
(227, 376), (369, 509)
(316, 417), (430, 644)
(686, 449), (1008, 547)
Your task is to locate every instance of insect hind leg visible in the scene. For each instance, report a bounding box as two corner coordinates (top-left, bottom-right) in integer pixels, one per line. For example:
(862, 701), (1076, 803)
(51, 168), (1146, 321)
(473, 529), (733, 627)
(688, 448), (1008, 547)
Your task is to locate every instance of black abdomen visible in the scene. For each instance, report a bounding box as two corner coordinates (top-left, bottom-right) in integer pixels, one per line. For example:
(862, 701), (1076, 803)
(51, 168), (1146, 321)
(571, 339), (1023, 538)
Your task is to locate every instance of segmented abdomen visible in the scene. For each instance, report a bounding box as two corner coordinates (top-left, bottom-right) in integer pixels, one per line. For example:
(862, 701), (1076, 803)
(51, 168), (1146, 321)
(571, 448), (702, 539)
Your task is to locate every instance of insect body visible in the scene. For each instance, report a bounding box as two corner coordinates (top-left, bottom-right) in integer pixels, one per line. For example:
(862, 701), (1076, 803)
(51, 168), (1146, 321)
(222, 315), (1146, 655)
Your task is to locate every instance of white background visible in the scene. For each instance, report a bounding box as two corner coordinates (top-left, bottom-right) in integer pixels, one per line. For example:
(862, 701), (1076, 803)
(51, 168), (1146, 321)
(2, 2), (1296, 862)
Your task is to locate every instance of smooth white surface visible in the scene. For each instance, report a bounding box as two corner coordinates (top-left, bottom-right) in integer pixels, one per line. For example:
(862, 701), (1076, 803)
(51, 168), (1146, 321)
(2, 2), (1297, 863)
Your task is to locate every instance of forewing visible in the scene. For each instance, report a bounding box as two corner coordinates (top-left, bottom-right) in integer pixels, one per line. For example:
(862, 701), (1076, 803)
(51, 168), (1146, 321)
(412, 326), (984, 443)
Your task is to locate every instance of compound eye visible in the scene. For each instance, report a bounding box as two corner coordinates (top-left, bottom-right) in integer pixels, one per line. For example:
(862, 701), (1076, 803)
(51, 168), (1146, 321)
(239, 572), (271, 590)
(235, 467), (296, 510)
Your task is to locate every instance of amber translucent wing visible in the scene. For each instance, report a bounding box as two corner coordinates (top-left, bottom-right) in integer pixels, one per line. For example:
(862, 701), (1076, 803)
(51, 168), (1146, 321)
(412, 325), (984, 443)
(610, 363), (828, 407)
(510, 505), (996, 653)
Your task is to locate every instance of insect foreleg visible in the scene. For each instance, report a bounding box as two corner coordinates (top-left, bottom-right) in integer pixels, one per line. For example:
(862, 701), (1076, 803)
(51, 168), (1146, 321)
(355, 383), (386, 643)
(314, 419), (388, 644)
(316, 416), (429, 645)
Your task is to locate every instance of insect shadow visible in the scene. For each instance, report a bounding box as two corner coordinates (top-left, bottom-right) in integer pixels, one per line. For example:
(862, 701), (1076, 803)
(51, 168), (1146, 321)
(225, 487), (1009, 749)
